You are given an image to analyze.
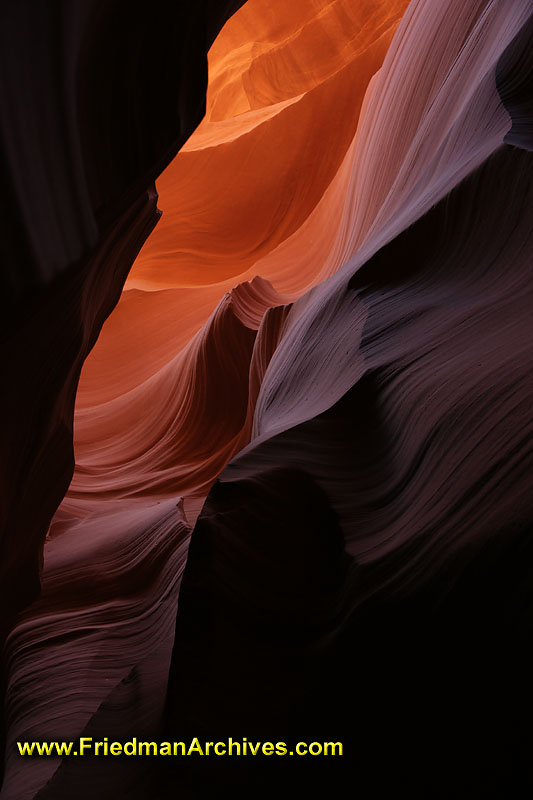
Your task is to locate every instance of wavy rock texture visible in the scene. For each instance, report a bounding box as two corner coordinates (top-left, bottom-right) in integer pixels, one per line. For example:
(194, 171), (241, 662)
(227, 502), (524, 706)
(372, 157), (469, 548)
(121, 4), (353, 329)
(2, 500), (190, 800)
(0, 0), (246, 628)
(2, 1), (409, 797)
(0, 0), (246, 793)
(164, 0), (533, 797)
(72, 0), (410, 493)
(2, 0), (533, 798)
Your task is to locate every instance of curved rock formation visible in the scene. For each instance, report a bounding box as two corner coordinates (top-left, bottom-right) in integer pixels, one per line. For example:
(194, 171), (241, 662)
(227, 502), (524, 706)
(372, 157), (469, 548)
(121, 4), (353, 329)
(0, 0), (246, 629)
(72, 0), (410, 503)
(2, 1), (408, 796)
(2, 0), (532, 798)
(164, 0), (533, 796)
